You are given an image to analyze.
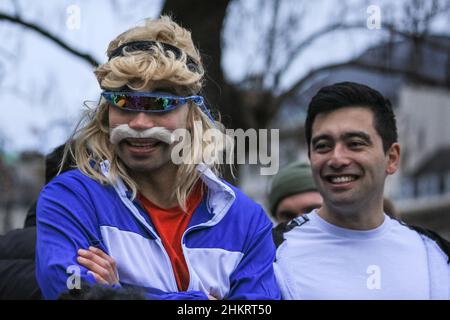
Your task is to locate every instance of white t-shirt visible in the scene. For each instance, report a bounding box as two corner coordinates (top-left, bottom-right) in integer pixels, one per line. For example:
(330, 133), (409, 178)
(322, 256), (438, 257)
(275, 211), (431, 300)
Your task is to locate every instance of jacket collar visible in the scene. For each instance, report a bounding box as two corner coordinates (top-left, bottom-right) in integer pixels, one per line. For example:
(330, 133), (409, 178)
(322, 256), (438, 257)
(195, 163), (236, 224)
(99, 161), (236, 224)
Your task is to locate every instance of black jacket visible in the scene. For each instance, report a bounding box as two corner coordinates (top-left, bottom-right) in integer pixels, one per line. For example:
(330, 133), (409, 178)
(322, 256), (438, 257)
(0, 143), (72, 300)
(0, 225), (41, 299)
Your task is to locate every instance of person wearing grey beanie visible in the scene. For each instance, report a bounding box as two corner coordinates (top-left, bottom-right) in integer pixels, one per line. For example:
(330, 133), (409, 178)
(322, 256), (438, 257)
(268, 162), (322, 223)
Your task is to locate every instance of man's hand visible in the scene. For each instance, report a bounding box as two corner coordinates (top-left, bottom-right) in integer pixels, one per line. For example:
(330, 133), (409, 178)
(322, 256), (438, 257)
(77, 247), (119, 285)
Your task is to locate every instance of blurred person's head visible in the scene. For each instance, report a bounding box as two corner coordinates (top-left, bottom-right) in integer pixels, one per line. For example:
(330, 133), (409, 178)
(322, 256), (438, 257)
(305, 82), (400, 217)
(62, 16), (231, 210)
(269, 162), (322, 223)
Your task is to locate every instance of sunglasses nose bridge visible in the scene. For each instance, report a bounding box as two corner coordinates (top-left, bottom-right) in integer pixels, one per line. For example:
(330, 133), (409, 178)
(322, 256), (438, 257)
(128, 111), (157, 130)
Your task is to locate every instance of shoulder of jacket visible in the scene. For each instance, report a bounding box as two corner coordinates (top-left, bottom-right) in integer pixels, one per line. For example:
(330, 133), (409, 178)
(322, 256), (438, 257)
(398, 220), (450, 264)
(272, 215), (310, 249)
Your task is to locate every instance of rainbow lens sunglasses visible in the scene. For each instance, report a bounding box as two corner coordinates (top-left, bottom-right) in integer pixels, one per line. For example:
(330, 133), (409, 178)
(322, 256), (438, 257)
(101, 91), (215, 122)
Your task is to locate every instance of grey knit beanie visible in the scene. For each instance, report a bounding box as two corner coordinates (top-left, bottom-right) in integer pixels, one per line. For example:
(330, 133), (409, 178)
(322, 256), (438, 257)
(268, 162), (317, 216)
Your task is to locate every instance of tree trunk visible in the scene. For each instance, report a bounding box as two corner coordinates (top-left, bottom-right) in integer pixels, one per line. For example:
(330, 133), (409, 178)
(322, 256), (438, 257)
(161, 0), (250, 131)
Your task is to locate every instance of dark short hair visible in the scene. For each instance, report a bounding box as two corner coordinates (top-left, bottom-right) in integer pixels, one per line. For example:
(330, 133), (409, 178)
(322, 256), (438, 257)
(305, 82), (397, 153)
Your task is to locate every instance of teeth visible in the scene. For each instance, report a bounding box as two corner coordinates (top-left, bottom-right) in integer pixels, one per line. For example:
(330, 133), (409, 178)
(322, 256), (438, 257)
(130, 143), (152, 147)
(330, 176), (356, 184)
(127, 141), (157, 147)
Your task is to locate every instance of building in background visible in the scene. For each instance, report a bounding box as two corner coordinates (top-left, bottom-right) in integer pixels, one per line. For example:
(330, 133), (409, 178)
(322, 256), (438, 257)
(240, 36), (450, 236)
(0, 151), (44, 234)
(387, 84), (450, 239)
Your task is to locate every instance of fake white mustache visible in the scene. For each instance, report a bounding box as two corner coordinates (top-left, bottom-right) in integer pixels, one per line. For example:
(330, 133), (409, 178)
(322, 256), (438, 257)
(109, 124), (174, 145)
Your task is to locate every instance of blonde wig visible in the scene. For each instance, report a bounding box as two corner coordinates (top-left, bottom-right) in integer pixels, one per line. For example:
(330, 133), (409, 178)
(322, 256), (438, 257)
(60, 16), (232, 210)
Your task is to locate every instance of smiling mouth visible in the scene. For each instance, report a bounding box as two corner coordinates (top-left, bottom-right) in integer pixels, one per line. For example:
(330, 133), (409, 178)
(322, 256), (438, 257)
(124, 138), (163, 149)
(325, 175), (359, 184)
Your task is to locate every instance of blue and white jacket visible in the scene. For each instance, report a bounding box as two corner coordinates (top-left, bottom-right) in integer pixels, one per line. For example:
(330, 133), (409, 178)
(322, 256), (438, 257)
(36, 163), (281, 300)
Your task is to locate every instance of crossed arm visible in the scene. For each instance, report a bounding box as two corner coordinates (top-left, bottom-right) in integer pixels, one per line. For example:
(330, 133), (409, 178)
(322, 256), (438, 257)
(77, 247), (120, 286)
(77, 247), (219, 299)
(37, 177), (280, 300)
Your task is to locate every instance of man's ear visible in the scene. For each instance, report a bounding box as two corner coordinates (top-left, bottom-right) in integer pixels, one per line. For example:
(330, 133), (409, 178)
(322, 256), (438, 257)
(386, 142), (400, 175)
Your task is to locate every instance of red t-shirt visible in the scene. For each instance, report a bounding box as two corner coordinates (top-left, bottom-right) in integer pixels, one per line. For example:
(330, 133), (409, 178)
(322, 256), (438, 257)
(138, 184), (203, 291)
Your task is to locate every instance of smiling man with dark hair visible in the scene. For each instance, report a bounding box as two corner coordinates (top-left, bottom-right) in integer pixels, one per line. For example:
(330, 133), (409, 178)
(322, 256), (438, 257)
(274, 82), (450, 300)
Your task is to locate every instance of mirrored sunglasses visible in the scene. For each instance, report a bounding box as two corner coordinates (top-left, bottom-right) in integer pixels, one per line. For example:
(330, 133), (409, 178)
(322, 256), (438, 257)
(101, 91), (216, 125)
(101, 91), (201, 113)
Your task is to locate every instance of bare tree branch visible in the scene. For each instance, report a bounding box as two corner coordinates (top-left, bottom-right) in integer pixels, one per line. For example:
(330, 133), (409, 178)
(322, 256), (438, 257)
(0, 12), (99, 67)
(275, 21), (407, 86)
(271, 0), (307, 90)
(10, 0), (22, 19)
(272, 18), (450, 93)
(275, 59), (447, 107)
(277, 21), (368, 79)
(264, 0), (281, 82)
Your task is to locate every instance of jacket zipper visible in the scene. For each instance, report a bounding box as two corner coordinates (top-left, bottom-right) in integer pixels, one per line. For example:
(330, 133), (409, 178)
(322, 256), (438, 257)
(125, 198), (179, 292)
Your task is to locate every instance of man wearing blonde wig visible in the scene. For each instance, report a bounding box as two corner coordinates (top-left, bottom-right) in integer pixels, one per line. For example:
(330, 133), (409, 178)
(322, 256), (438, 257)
(36, 16), (281, 300)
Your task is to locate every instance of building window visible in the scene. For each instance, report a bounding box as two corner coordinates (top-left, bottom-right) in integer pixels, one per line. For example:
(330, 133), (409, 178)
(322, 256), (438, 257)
(445, 171), (450, 194)
(398, 177), (414, 200)
(417, 173), (440, 198)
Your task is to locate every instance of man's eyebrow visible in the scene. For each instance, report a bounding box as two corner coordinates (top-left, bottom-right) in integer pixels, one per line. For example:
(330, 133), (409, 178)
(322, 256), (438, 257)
(342, 131), (373, 144)
(311, 134), (332, 146)
(311, 132), (373, 146)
